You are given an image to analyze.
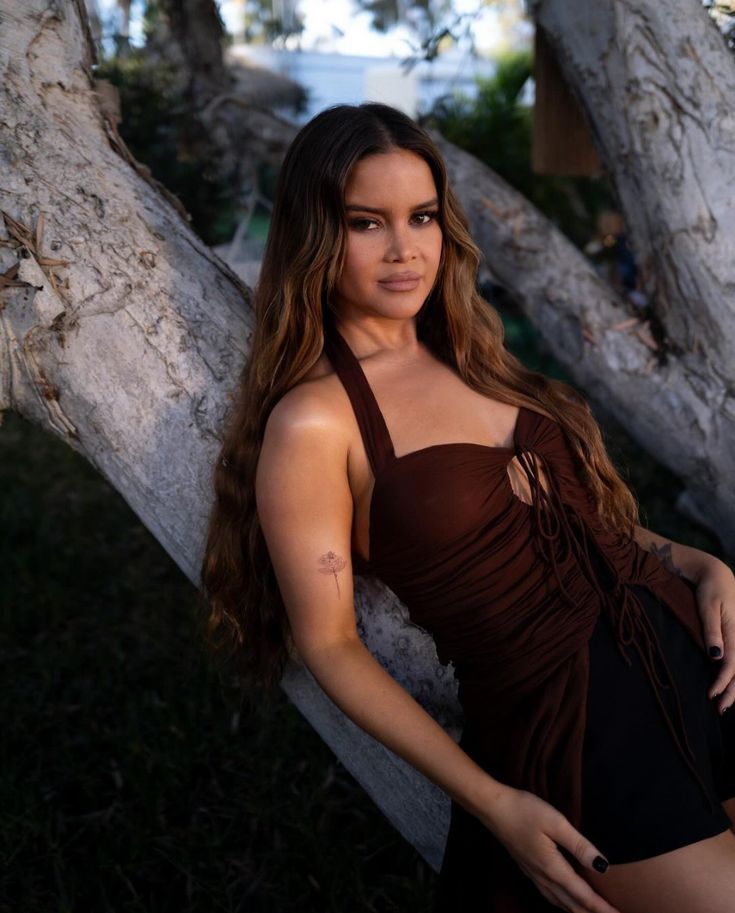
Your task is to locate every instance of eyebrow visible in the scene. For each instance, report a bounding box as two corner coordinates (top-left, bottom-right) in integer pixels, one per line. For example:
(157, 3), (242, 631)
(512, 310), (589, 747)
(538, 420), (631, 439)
(344, 197), (439, 214)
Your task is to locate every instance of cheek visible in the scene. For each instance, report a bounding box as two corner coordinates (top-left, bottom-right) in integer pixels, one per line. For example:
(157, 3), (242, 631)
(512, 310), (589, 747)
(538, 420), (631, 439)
(341, 240), (376, 284)
(428, 228), (443, 268)
(335, 256), (365, 298)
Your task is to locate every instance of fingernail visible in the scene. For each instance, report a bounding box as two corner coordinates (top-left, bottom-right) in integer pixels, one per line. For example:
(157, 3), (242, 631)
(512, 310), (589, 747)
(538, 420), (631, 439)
(709, 645), (723, 658)
(592, 855), (609, 873)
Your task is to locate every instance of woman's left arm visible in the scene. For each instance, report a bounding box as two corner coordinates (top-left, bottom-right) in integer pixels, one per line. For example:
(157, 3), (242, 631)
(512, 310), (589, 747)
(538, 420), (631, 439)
(634, 524), (735, 713)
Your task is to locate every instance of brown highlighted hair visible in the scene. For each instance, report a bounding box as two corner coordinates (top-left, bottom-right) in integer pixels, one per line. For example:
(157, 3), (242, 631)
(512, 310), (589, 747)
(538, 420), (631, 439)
(199, 102), (639, 697)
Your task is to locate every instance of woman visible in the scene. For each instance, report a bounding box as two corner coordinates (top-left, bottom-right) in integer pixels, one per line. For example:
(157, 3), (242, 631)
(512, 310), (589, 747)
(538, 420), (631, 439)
(200, 103), (735, 912)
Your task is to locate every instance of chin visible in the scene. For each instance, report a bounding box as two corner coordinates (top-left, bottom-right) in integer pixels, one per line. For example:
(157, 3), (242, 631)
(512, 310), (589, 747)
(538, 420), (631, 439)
(377, 302), (426, 321)
(375, 291), (431, 317)
(338, 290), (430, 322)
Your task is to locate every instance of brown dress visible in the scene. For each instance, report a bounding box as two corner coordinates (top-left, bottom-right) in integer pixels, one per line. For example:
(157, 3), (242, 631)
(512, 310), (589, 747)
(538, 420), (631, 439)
(322, 317), (735, 911)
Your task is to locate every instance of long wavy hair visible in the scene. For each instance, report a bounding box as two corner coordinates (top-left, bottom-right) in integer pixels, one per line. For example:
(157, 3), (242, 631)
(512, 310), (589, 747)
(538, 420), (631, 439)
(199, 102), (640, 698)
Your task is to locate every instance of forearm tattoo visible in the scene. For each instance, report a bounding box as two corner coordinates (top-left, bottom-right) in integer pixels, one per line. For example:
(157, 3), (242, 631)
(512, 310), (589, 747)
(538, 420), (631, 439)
(318, 550), (347, 597)
(649, 542), (684, 577)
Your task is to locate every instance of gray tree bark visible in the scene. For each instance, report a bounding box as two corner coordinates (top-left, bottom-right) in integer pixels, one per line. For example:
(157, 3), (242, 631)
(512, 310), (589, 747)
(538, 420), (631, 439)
(0, 0), (454, 870)
(526, 0), (735, 549)
(437, 130), (735, 550)
(2, 0), (734, 877)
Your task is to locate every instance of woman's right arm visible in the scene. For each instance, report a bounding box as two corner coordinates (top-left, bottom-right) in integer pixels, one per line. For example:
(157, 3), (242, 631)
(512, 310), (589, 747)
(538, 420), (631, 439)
(255, 389), (620, 913)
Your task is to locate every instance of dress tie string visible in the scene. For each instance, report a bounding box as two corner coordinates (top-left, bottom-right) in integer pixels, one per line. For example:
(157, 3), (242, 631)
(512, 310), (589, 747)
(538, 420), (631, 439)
(514, 445), (716, 814)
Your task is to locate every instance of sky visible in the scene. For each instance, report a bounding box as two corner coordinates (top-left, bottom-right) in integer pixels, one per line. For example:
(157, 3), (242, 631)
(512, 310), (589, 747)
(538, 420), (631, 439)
(97, 0), (530, 59)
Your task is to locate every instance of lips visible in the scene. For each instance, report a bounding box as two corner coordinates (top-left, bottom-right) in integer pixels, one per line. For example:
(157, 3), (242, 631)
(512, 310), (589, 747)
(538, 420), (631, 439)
(378, 271), (422, 291)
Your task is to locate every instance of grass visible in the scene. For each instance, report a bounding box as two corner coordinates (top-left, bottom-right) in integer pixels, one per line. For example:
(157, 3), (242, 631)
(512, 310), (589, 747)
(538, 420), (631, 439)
(0, 413), (436, 913)
(0, 303), (725, 913)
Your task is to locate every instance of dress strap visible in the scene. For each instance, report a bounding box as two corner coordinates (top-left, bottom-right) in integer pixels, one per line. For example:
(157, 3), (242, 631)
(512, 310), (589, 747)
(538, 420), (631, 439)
(322, 314), (396, 477)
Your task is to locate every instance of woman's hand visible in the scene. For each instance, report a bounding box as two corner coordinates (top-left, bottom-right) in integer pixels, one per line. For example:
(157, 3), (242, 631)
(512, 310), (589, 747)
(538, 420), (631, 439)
(695, 556), (735, 712)
(478, 786), (621, 913)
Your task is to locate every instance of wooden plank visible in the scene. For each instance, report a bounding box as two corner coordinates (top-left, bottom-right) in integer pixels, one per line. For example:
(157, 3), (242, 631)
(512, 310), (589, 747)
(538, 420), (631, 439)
(532, 27), (602, 177)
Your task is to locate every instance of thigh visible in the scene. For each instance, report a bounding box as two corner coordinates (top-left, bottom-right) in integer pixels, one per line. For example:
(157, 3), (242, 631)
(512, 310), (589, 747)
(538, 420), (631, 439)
(582, 828), (735, 913)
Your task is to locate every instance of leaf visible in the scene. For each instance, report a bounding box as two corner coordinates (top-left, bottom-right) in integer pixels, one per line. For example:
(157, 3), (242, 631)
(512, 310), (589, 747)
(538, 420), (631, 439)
(608, 317), (641, 331)
(635, 322), (659, 351)
(0, 262), (39, 292)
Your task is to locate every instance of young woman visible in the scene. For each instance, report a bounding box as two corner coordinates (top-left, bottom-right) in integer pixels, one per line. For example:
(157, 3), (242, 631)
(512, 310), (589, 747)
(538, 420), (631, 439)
(200, 103), (735, 913)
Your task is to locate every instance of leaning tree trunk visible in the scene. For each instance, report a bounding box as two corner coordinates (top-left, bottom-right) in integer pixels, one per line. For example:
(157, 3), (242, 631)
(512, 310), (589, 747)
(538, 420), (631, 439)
(524, 0), (735, 550)
(134, 0), (299, 213)
(2, 0), (735, 877)
(0, 0), (455, 870)
(157, 0), (231, 107)
(439, 127), (735, 551)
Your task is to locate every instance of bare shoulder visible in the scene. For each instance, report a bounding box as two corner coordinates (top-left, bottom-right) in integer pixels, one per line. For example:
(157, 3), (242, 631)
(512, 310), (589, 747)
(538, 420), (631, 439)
(255, 371), (352, 523)
(254, 356), (358, 652)
(255, 358), (354, 519)
(260, 364), (347, 462)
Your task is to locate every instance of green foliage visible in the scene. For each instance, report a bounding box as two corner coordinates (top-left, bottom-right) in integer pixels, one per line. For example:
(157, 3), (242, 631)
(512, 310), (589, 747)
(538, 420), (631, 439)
(356, 0), (450, 35)
(95, 51), (238, 247)
(243, 0), (305, 44)
(427, 49), (616, 249)
(3, 24), (727, 912)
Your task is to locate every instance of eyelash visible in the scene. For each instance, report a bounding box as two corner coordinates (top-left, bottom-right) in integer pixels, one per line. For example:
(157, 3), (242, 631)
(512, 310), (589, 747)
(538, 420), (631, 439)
(348, 211), (439, 232)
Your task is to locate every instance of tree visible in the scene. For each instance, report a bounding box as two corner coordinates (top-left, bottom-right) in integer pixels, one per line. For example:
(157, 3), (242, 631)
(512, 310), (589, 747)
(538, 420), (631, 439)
(99, 0), (303, 243)
(242, 0), (304, 44)
(427, 47), (615, 249)
(526, 0), (735, 552)
(2, 0), (735, 873)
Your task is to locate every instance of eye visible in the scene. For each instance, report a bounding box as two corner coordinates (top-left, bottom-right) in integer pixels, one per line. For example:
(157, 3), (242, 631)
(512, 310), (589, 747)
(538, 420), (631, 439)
(348, 217), (380, 232)
(412, 210), (439, 226)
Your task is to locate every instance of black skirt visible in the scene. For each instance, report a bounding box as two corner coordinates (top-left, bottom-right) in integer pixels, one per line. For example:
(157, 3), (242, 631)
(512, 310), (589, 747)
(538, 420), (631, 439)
(434, 556), (735, 911)
(580, 564), (735, 863)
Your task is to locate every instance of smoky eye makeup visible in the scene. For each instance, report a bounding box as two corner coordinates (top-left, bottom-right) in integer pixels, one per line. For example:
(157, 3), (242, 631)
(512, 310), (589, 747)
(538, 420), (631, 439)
(412, 210), (439, 224)
(346, 210), (440, 232)
(347, 217), (379, 231)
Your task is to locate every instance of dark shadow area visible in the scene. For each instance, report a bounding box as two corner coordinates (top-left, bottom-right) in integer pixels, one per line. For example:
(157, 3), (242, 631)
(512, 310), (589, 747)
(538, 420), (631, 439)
(0, 412), (436, 913)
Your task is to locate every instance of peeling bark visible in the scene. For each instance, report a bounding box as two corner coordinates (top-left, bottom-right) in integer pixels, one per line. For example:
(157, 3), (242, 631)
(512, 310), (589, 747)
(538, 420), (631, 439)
(438, 131), (735, 553)
(531, 1), (735, 361)
(524, 0), (735, 547)
(0, 0), (454, 870)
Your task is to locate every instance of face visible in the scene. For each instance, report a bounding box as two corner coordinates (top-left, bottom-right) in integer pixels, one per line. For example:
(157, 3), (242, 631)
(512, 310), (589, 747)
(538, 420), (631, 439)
(332, 148), (443, 322)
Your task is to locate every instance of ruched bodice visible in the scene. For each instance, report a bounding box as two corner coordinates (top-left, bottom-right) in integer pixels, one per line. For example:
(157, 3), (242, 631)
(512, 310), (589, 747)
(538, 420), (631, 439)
(321, 316), (718, 909)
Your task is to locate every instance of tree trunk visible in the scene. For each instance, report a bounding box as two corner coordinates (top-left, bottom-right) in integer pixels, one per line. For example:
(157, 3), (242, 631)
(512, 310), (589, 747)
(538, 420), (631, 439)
(525, 0), (735, 549)
(156, 0), (231, 107)
(84, 0), (102, 47)
(437, 129), (735, 551)
(140, 0), (298, 213)
(0, 0), (454, 871)
(114, 0), (132, 55)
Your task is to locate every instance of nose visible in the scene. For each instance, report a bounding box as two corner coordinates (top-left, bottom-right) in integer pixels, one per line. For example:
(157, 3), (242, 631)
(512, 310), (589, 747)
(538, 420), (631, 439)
(385, 223), (418, 262)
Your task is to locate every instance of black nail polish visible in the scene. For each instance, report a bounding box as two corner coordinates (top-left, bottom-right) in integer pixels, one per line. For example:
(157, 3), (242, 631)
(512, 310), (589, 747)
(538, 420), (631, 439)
(592, 855), (609, 873)
(709, 645), (723, 658)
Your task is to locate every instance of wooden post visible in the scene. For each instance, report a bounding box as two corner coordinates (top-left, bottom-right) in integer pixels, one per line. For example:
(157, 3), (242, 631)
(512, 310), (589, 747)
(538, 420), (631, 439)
(532, 26), (602, 177)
